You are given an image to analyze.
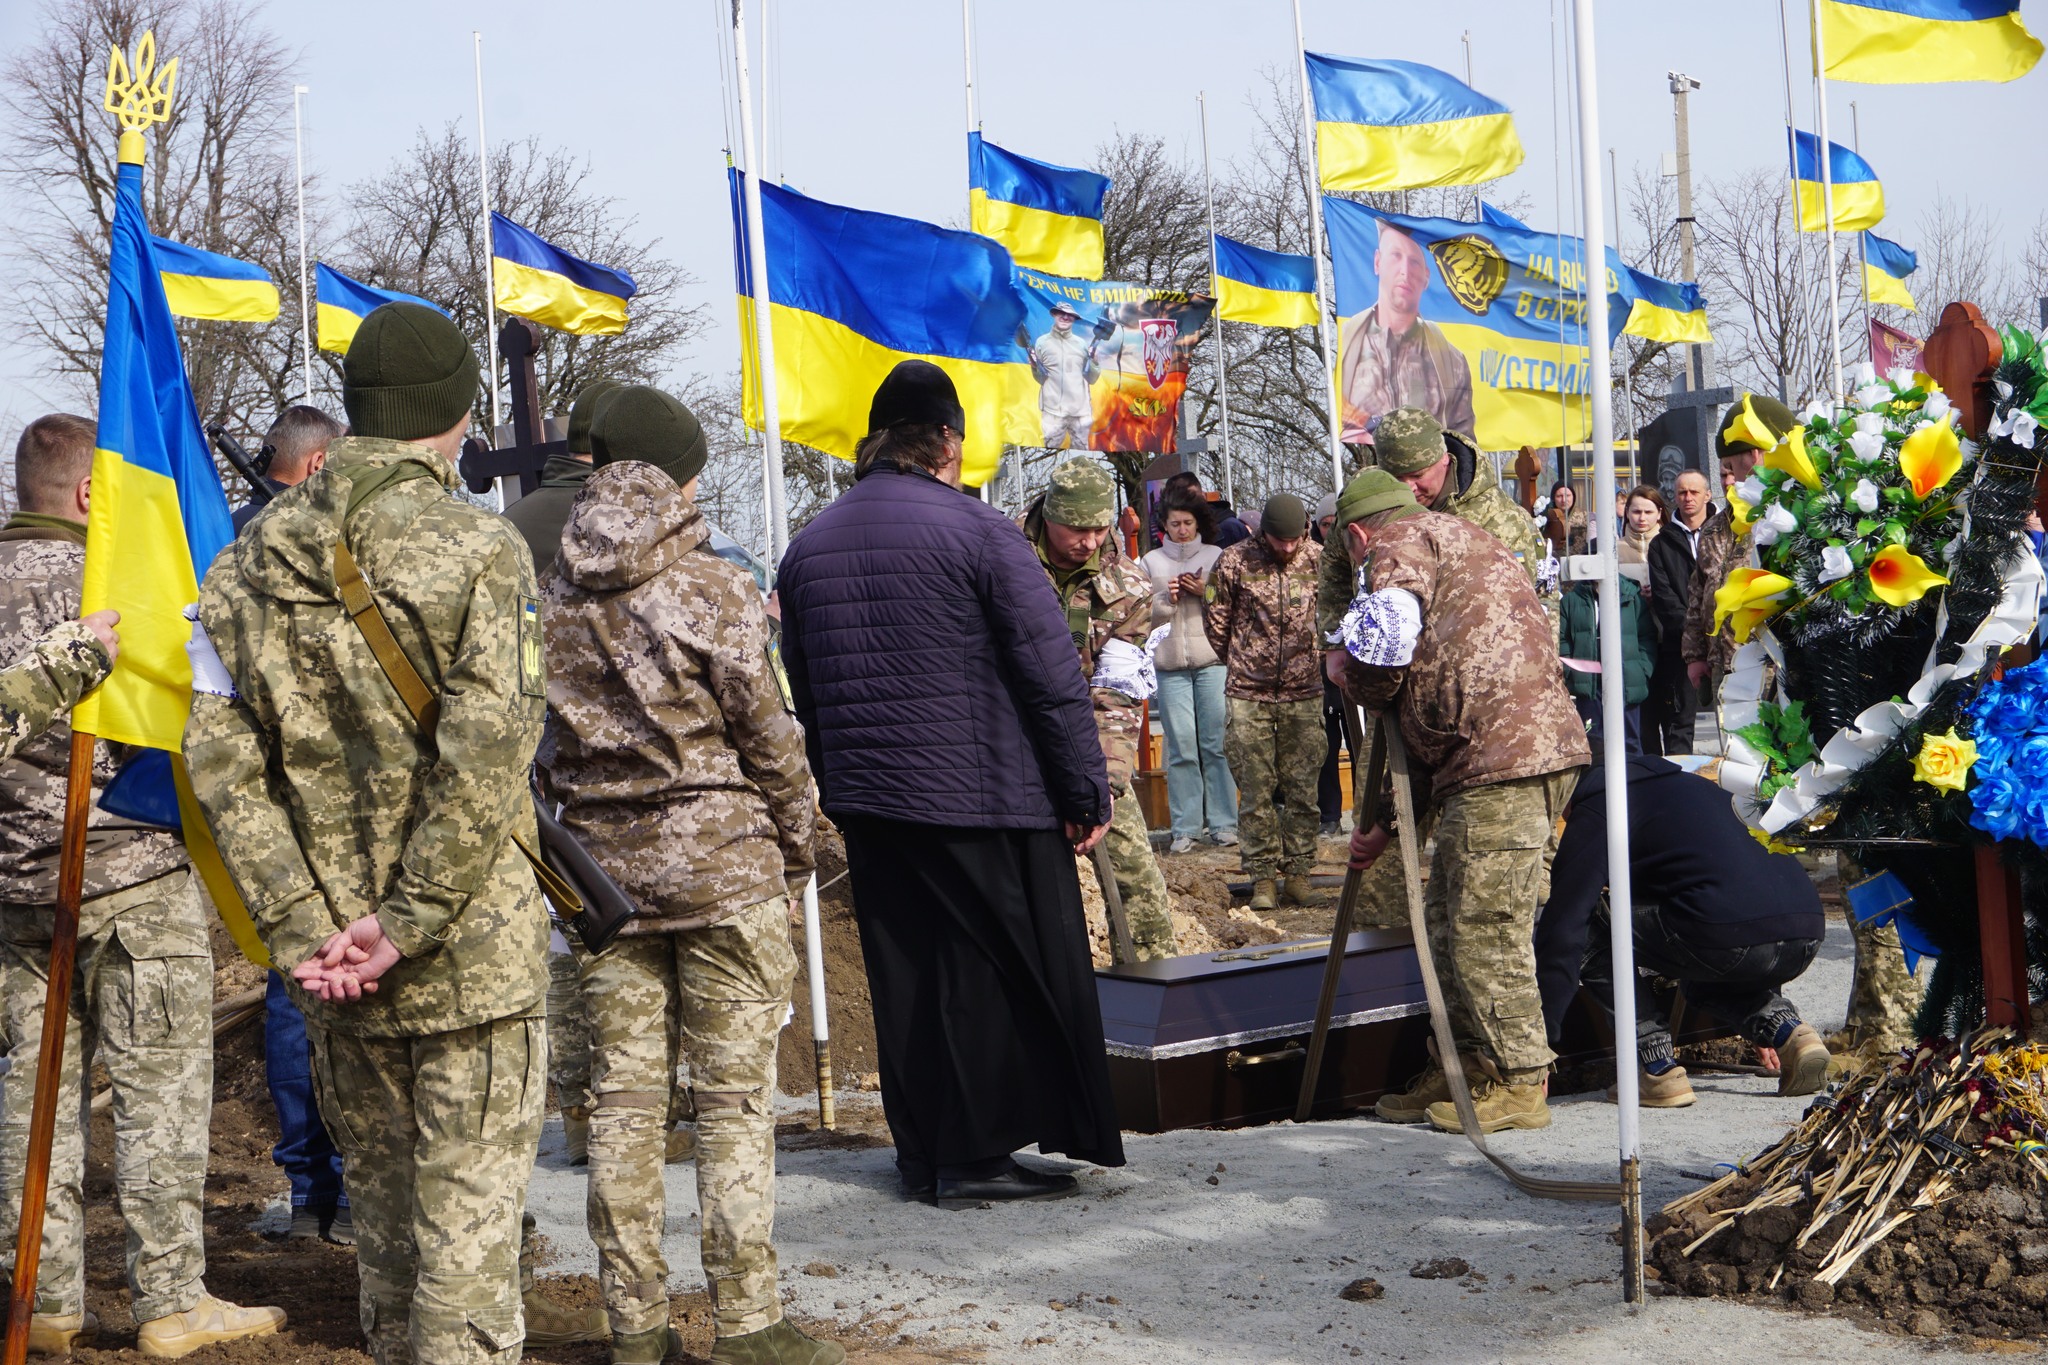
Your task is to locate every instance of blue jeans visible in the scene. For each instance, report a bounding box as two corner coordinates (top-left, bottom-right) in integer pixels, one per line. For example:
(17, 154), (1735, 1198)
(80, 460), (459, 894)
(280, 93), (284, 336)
(264, 971), (346, 1210)
(1157, 666), (1236, 839)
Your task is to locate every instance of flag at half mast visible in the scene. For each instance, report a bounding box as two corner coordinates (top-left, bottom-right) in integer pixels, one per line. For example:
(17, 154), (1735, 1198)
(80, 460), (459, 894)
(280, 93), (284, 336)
(315, 264), (447, 355)
(1213, 235), (1319, 328)
(1821, 0), (2041, 83)
(151, 237), (279, 322)
(1790, 129), (1886, 232)
(1864, 231), (1919, 309)
(969, 133), (1110, 280)
(491, 212), (637, 336)
(1305, 53), (1524, 192)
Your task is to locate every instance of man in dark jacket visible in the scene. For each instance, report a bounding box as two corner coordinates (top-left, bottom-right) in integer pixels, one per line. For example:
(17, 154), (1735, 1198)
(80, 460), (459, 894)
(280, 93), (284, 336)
(1538, 755), (1832, 1108)
(503, 379), (618, 571)
(1643, 469), (1713, 755)
(776, 361), (1123, 1211)
(230, 404), (344, 534)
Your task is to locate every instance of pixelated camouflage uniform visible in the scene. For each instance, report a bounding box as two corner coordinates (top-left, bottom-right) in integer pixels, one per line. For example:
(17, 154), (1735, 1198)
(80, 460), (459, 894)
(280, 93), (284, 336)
(1836, 854), (1924, 1050)
(1341, 507), (1588, 1081)
(1203, 534), (1324, 881)
(0, 523), (209, 1325)
(1681, 504), (1742, 680)
(187, 438), (549, 1365)
(1020, 471), (1176, 962)
(538, 461), (814, 1339)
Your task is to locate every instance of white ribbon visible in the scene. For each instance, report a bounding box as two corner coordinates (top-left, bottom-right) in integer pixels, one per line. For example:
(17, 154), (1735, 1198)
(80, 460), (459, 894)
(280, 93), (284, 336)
(1092, 636), (1158, 702)
(183, 604), (237, 699)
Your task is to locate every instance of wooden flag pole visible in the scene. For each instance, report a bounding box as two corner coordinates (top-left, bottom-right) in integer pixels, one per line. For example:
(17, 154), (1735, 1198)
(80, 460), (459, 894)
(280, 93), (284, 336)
(2, 734), (95, 1365)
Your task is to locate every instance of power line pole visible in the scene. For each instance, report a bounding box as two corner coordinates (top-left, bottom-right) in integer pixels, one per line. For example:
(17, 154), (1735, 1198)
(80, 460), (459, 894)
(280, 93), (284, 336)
(1668, 71), (1718, 475)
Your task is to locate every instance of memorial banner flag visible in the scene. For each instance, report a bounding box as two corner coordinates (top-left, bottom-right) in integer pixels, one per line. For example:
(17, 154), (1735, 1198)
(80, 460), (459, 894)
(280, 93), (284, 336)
(491, 212), (637, 336)
(151, 237), (279, 323)
(1014, 268), (1214, 455)
(1821, 0), (2040, 83)
(1212, 235), (1318, 328)
(1305, 53), (1524, 192)
(1870, 316), (1923, 373)
(1864, 231), (1919, 309)
(969, 133), (1110, 280)
(1790, 130), (1886, 231)
(315, 264), (446, 355)
(731, 169), (1034, 487)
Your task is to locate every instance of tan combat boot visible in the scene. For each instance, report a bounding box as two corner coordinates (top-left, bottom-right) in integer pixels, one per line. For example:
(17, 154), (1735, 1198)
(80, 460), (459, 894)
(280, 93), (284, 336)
(135, 1296), (284, 1359)
(25, 1309), (95, 1356)
(1280, 874), (1320, 906)
(1374, 1056), (1450, 1124)
(526, 1286), (610, 1347)
(563, 1104), (592, 1166)
(710, 1318), (847, 1365)
(1426, 1076), (1551, 1134)
(1777, 1023), (1831, 1097)
(1248, 878), (1279, 911)
(1605, 1065), (1697, 1108)
(612, 1324), (685, 1364)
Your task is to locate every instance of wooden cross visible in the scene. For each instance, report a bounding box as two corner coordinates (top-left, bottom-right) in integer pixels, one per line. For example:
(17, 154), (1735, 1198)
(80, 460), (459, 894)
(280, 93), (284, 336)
(458, 317), (567, 498)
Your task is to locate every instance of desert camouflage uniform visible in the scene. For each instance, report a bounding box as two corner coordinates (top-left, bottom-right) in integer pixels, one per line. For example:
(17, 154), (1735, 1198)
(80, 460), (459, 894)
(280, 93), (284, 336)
(0, 525), (208, 1324)
(1203, 535), (1324, 881)
(1835, 854), (1925, 1051)
(1681, 504), (1741, 681)
(1021, 482), (1175, 962)
(538, 461), (814, 1338)
(187, 437), (549, 1365)
(1342, 508), (1589, 1080)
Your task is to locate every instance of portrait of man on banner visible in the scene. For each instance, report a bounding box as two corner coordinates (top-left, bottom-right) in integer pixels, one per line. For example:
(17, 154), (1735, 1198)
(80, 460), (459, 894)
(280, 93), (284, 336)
(1031, 299), (1102, 449)
(1337, 219), (1476, 446)
(1015, 269), (1215, 454)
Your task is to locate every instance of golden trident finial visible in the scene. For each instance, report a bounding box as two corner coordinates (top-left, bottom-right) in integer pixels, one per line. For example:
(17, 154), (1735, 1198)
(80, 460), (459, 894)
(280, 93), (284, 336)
(103, 30), (178, 166)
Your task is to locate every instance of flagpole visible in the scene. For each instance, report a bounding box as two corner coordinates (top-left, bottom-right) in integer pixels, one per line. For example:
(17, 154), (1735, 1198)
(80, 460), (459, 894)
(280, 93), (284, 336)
(1776, 0), (1806, 405)
(1289, 0), (1348, 493)
(291, 85), (313, 404)
(1570, 0), (1643, 1305)
(733, 0), (789, 560)
(1809, 0), (1846, 404)
(1851, 99), (1873, 346)
(1198, 92), (1233, 507)
(1609, 145), (1637, 485)
(961, 0), (996, 504)
(472, 32), (501, 441)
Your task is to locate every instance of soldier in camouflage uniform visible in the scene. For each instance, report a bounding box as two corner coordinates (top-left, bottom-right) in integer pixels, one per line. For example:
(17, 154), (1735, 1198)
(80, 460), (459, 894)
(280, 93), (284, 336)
(1682, 394), (1798, 693)
(1203, 494), (1324, 910)
(0, 413), (285, 1358)
(1020, 461), (1177, 962)
(1331, 471), (1589, 1135)
(187, 305), (565, 1365)
(537, 386), (840, 1365)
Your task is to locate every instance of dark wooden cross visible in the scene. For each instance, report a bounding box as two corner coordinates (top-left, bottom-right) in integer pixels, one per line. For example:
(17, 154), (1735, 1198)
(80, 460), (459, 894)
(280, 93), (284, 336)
(458, 317), (567, 498)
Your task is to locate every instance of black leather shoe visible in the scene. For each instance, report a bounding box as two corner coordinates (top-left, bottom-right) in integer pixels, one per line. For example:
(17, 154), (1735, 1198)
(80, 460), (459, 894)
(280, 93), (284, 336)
(900, 1176), (936, 1203)
(935, 1163), (1079, 1210)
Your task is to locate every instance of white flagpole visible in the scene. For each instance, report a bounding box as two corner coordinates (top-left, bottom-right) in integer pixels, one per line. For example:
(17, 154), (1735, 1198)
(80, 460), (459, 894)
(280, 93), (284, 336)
(1288, 0), (1348, 494)
(1809, 0), (1847, 404)
(291, 84), (313, 404)
(1570, 0), (1644, 1304)
(472, 32), (501, 440)
(962, 0), (996, 504)
(733, 1), (789, 559)
(1198, 92), (1233, 507)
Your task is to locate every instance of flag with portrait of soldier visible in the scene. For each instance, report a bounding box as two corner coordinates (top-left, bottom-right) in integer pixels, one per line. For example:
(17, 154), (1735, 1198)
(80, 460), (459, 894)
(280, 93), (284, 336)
(1013, 267), (1214, 455)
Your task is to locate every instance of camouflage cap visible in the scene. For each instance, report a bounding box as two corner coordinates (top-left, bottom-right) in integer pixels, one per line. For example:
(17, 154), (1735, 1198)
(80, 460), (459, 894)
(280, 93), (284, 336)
(1334, 468), (1420, 531)
(1042, 459), (1117, 528)
(1373, 407), (1449, 476)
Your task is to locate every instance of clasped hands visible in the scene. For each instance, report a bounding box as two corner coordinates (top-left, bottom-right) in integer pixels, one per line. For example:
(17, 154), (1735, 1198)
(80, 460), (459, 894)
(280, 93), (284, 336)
(292, 914), (404, 1003)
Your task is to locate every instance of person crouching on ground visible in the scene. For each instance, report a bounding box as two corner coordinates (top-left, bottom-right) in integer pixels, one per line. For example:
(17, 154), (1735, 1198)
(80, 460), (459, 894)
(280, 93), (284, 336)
(539, 386), (839, 1365)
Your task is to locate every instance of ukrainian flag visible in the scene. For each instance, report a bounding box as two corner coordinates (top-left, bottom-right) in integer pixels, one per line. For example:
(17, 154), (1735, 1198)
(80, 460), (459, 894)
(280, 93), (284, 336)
(1305, 53), (1524, 192)
(491, 212), (637, 336)
(1864, 231), (1919, 309)
(315, 263), (446, 356)
(152, 237), (279, 323)
(1822, 0), (2041, 83)
(1213, 235), (1318, 329)
(968, 133), (1110, 281)
(1621, 267), (1713, 345)
(1790, 129), (1886, 232)
(731, 168), (1035, 488)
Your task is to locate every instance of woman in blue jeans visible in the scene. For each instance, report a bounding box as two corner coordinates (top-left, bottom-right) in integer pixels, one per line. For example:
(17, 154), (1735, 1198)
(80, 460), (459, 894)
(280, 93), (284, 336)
(1140, 488), (1236, 852)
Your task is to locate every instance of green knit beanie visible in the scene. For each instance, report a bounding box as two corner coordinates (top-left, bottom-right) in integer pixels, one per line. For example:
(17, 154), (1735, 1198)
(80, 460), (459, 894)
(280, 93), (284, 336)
(1334, 468), (1421, 531)
(566, 380), (623, 456)
(341, 303), (481, 441)
(591, 385), (708, 489)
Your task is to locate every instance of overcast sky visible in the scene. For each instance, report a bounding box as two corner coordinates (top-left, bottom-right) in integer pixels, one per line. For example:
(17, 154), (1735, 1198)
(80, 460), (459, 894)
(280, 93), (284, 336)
(3, 0), (2043, 429)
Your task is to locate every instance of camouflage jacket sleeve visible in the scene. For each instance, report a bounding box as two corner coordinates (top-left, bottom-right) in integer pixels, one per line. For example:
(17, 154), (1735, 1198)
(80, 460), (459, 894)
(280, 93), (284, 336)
(1202, 544), (1239, 662)
(1316, 532), (1356, 644)
(708, 580), (818, 889)
(0, 619), (109, 764)
(1681, 514), (1733, 665)
(1090, 558), (1153, 791)
(376, 529), (545, 959)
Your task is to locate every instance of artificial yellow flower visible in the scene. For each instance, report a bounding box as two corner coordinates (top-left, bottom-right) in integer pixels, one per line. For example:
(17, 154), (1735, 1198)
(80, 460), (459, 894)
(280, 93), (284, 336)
(1867, 544), (1949, 607)
(1723, 394), (1784, 453)
(1749, 827), (1805, 855)
(1762, 426), (1822, 489)
(1726, 484), (1755, 537)
(1898, 420), (1963, 499)
(1712, 567), (1795, 642)
(1914, 372), (1943, 395)
(1910, 728), (1978, 793)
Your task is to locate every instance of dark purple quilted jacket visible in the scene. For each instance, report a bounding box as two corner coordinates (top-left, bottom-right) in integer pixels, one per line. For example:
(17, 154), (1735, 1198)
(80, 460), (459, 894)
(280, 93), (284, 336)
(777, 466), (1110, 831)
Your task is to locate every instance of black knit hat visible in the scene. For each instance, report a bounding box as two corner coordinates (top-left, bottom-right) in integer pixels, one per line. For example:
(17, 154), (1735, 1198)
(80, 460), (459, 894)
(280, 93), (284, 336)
(592, 385), (708, 489)
(565, 380), (623, 456)
(341, 303), (480, 441)
(868, 360), (965, 436)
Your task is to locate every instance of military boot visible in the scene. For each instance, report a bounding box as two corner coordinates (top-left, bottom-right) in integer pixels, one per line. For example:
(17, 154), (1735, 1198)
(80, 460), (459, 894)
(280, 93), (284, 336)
(1374, 1056), (1449, 1123)
(1280, 874), (1320, 906)
(1605, 1065), (1696, 1108)
(525, 1287), (609, 1346)
(1425, 1077), (1551, 1134)
(709, 1319), (847, 1365)
(24, 1310), (95, 1356)
(1777, 1023), (1831, 1097)
(1248, 878), (1278, 911)
(563, 1104), (592, 1166)
(611, 1325), (684, 1365)
(135, 1296), (285, 1359)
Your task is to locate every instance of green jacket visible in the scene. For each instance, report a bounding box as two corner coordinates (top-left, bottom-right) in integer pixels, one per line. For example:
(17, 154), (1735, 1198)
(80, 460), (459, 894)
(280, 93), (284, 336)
(502, 452), (593, 574)
(186, 437), (549, 1037)
(1556, 576), (1656, 705)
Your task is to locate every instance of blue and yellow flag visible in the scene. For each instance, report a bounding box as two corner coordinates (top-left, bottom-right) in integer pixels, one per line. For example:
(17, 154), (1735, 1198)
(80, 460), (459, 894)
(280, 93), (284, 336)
(315, 263), (446, 356)
(491, 212), (637, 336)
(968, 134), (1110, 281)
(1305, 53), (1524, 192)
(1622, 267), (1712, 345)
(1822, 0), (2041, 83)
(731, 169), (1034, 487)
(1864, 231), (1919, 309)
(1790, 129), (1886, 231)
(1213, 235), (1318, 328)
(151, 237), (279, 323)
